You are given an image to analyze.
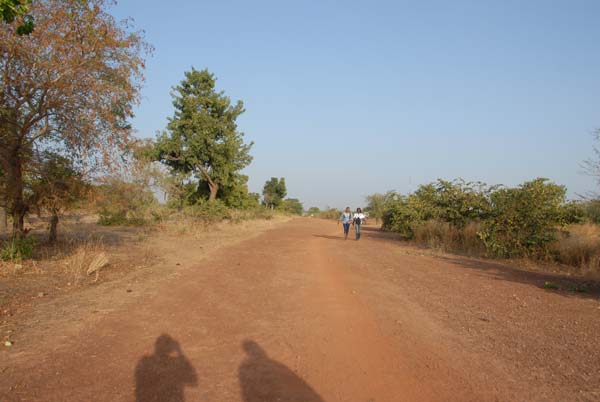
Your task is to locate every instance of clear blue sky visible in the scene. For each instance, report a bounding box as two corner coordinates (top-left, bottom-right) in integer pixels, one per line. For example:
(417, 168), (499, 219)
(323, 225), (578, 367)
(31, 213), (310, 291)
(113, 0), (600, 209)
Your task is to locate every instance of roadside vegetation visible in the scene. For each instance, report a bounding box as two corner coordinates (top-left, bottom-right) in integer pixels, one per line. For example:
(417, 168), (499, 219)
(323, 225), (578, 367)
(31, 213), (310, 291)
(316, 208), (342, 220)
(366, 177), (600, 277)
(0, 1), (304, 272)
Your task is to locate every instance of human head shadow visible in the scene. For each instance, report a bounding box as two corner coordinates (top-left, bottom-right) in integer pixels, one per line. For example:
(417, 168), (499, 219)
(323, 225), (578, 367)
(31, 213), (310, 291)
(135, 334), (198, 402)
(239, 339), (325, 402)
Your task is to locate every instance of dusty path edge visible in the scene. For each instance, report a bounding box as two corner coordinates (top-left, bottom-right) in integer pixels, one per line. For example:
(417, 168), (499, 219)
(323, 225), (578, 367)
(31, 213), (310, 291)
(0, 217), (292, 361)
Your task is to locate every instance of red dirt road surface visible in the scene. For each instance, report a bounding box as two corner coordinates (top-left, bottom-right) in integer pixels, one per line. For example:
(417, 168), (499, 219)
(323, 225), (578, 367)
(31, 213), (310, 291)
(2, 219), (600, 401)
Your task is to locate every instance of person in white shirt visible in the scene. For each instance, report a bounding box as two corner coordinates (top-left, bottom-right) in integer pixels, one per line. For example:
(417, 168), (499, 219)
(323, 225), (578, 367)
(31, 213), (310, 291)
(352, 208), (366, 240)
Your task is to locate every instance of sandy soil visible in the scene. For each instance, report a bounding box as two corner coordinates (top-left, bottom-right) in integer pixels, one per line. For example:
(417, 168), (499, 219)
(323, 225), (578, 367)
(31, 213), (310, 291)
(1, 218), (599, 402)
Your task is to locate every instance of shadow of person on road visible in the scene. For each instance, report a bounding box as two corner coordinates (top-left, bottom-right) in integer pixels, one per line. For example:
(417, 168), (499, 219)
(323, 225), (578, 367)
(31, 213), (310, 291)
(239, 339), (325, 402)
(312, 234), (345, 241)
(135, 334), (198, 402)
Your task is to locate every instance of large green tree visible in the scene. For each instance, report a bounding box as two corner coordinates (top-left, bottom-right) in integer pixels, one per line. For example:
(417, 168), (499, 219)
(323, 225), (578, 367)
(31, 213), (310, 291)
(0, 0), (148, 237)
(154, 68), (253, 202)
(262, 177), (286, 209)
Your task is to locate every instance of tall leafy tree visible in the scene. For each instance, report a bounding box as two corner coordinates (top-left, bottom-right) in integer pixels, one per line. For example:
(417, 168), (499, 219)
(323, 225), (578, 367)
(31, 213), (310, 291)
(154, 68), (253, 202)
(262, 177), (286, 209)
(0, 0), (148, 237)
(268, 177), (286, 208)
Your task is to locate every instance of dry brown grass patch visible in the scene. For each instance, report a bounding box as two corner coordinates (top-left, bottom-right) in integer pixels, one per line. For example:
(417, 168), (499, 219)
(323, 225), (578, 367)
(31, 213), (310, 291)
(62, 239), (111, 284)
(552, 223), (600, 277)
(412, 220), (487, 256)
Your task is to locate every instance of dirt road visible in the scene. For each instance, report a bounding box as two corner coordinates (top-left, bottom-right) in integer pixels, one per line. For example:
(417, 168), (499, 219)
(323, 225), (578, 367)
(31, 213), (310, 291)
(2, 219), (599, 402)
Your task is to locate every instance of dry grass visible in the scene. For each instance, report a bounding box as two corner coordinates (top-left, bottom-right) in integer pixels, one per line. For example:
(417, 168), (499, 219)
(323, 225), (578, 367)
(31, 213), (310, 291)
(0, 234), (107, 279)
(62, 239), (110, 284)
(460, 221), (488, 256)
(413, 220), (459, 251)
(412, 220), (600, 278)
(412, 220), (486, 256)
(552, 223), (600, 277)
(155, 209), (280, 239)
(155, 215), (210, 238)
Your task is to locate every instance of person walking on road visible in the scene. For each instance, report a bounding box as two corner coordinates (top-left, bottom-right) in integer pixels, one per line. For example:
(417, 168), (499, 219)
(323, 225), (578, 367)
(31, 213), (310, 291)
(339, 207), (353, 240)
(353, 208), (366, 240)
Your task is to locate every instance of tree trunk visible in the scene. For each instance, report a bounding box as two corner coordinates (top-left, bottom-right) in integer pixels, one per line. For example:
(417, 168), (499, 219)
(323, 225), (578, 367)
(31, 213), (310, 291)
(208, 181), (219, 202)
(9, 151), (27, 239)
(199, 168), (219, 202)
(0, 208), (7, 236)
(49, 213), (59, 243)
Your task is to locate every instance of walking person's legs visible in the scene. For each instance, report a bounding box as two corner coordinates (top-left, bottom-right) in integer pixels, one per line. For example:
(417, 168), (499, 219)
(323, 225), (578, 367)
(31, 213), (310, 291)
(343, 223), (350, 239)
(355, 223), (361, 240)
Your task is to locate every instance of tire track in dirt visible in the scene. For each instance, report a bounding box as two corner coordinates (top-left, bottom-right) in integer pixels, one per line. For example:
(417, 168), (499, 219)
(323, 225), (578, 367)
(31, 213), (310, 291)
(293, 235), (433, 402)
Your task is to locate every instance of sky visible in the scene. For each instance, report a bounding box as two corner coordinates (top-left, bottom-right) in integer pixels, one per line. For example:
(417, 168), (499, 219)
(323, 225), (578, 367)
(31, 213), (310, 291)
(112, 0), (600, 209)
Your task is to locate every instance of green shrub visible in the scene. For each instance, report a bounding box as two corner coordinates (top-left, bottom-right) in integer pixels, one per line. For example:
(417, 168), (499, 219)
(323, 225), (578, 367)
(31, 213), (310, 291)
(96, 180), (157, 226)
(563, 201), (587, 224)
(381, 195), (421, 238)
(381, 181), (491, 237)
(183, 200), (231, 222)
(280, 198), (303, 215)
(379, 178), (573, 260)
(582, 199), (600, 224)
(1, 236), (36, 261)
(480, 178), (566, 258)
(230, 206), (275, 222)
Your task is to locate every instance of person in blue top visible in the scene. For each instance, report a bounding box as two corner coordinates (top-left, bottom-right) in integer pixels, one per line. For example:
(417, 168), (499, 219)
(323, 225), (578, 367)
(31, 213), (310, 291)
(338, 207), (353, 240)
